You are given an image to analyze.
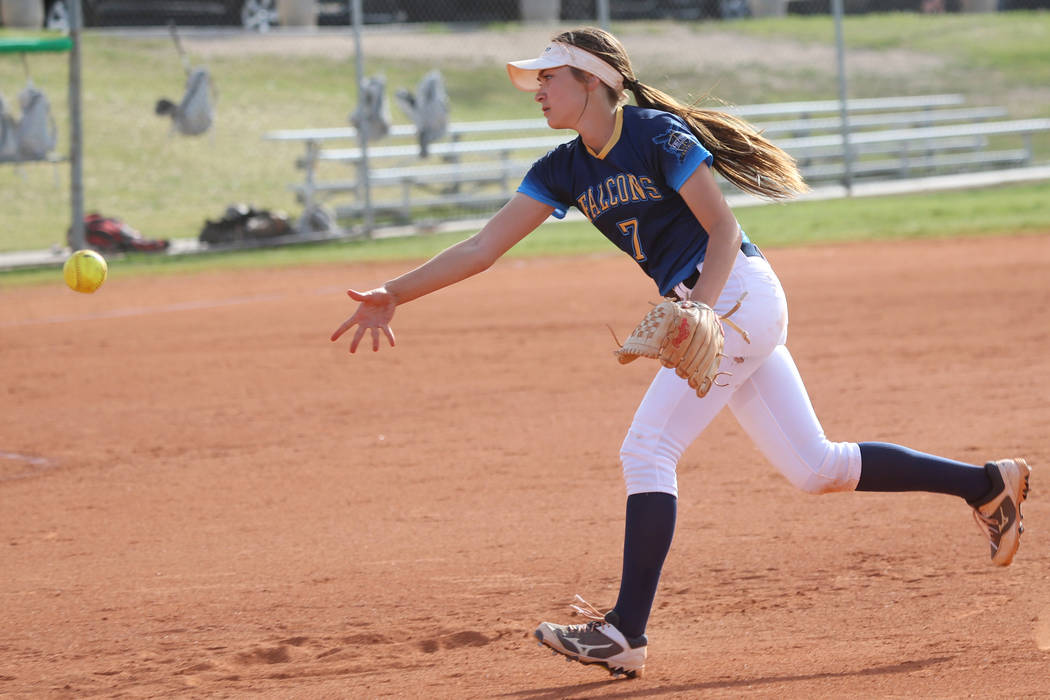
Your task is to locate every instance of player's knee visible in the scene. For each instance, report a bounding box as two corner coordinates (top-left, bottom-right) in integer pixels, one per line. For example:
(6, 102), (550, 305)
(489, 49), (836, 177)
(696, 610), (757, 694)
(777, 440), (860, 495)
(788, 472), (851, 495)
(620, 427), (679, 497)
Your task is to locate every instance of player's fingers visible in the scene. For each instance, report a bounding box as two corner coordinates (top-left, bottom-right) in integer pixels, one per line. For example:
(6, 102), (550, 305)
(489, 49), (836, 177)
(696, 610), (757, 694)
(349, 325), (368, 354)
(346, 288), (368, 301)
(370, 327), (381, 352)
(330, 316), (358, 342)
(382, 325), (396, 347)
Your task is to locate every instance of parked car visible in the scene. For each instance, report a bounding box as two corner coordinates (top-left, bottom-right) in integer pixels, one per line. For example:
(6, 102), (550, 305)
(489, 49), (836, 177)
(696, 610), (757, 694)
(322, 0), (752, 24)
(316, 0), (405, 24)
(562, 0), (750, 20)
(13, 0), (386, 30)
(10, 0), (763, 30)
(35, 0), (279, 31)
(314, 1), (470, 25)
(998, 0), (1050, 8)
(786, 0), (968, 12)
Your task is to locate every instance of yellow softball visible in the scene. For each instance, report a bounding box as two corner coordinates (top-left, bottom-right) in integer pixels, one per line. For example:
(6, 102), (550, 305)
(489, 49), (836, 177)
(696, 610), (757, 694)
(63, 249), (108, 294)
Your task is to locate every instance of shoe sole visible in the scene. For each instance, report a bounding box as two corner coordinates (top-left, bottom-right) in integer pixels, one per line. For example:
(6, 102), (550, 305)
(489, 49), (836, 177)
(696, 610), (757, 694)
(533, 630), (642, 678)
(994, 458), (1031, 567)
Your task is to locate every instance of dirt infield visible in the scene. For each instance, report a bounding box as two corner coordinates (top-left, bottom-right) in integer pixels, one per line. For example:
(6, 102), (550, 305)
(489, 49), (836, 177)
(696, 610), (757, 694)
(2, 234), (1049, 698)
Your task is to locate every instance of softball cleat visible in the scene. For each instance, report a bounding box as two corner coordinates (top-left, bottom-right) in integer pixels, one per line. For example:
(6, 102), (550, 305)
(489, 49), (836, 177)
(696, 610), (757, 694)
(971, 458), (1031, 567)
(533, 596), (646, 678)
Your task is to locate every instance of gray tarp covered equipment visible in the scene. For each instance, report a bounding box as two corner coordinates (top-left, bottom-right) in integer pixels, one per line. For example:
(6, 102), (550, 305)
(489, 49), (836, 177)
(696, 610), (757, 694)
(395, 70), (449, 158)
(349, 74), (391, 143)
(156, 67), (215, 136)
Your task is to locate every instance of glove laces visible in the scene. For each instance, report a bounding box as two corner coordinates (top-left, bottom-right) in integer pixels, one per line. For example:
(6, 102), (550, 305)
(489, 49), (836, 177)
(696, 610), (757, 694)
(717, 292), (751, 345)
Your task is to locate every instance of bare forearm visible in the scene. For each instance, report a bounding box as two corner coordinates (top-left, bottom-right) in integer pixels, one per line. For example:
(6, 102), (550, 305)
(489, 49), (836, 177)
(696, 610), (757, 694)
(380, 194), (553, 305)
(384, 237), (492, 305)
(677, 166), (744, 308)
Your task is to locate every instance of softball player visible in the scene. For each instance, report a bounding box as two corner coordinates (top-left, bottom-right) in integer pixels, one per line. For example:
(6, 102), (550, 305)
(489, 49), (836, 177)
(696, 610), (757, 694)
(331, 27), (1031, 679)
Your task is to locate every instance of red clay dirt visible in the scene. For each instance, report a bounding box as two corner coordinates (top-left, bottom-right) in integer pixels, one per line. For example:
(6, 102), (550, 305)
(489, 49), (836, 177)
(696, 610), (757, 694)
(2, 234), (1049, 698)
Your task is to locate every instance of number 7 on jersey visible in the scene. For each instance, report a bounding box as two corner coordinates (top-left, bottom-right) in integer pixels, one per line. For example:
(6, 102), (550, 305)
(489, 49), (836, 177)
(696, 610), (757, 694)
(617, 218), (646, 261)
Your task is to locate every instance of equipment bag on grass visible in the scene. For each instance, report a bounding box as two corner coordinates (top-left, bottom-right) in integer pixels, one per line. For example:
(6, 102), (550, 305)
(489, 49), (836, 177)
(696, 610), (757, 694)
(199, 204), (291, 245)
(71, 214), (171, 253)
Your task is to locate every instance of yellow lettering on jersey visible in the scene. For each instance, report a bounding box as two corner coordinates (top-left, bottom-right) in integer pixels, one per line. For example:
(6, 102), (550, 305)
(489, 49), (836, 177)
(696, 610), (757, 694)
(627, 174), (647, 201)
(576, 193), (592, 221)
(639, 177), (663, 200)
(605, 177), (620, 207)
(587, 189), (599, 217)
(575, 172), (662, 221)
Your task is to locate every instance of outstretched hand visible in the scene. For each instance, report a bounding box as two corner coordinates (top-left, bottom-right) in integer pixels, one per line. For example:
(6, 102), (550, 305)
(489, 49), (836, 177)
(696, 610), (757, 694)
(330, 287), (398, 353)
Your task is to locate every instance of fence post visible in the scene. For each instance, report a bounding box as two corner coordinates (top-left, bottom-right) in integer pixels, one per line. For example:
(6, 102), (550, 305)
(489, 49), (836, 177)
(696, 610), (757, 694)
(68, 0), (85, 250)
(350, 0), (374, 237)
(831, 0), (853, 195)
(596, 0), (610, 29)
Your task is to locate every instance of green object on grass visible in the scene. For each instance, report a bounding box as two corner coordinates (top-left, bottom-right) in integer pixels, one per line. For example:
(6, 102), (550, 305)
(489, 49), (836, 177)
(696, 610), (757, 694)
(0, 36), (72, 53)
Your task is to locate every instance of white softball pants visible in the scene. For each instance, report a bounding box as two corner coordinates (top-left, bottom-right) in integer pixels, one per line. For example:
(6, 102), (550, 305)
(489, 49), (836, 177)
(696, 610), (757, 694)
(620, 249), (862, 497)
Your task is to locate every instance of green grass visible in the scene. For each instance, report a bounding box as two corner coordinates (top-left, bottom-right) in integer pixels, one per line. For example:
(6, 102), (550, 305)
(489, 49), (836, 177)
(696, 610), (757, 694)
(3, 179), (1046, 289)
(1, 14), (1049, 259)
(0, 31), (537, 252)
(733, 12), (1050, 95)
(739, 179), (1050, 245)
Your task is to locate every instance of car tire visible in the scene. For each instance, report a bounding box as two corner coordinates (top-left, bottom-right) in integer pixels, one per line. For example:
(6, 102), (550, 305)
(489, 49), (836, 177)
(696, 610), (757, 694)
(238, 0), (278, 31)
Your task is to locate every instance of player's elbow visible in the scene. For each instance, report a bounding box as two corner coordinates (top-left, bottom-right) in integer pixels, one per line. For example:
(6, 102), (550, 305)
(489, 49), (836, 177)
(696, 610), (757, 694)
(459, 235), (503, 274)
(729, 224), (743, 250)
(715, 219), (742, 251)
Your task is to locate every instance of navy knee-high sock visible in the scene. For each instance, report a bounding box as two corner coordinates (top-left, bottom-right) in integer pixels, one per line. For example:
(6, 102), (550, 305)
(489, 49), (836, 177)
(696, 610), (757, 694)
(857, 442), (993, 504)
(611, 492), (676, 640)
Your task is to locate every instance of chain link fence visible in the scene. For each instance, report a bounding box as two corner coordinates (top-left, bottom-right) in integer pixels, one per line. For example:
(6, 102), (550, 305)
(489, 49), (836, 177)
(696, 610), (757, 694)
(3, 0), (1047, 28)
(2, 1), (1048, 255)
(340, 0), (1050, 24)
(271, 0), (1049, 236)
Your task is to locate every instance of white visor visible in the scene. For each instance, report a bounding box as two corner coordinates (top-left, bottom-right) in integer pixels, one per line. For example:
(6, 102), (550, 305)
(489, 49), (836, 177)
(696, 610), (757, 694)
(507, 42), (624, 93)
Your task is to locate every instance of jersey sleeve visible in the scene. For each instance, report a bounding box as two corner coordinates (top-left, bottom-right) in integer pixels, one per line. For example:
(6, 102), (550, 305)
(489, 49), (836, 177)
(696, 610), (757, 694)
(517, 149), (570, 219)
(648, 113), (714, 191)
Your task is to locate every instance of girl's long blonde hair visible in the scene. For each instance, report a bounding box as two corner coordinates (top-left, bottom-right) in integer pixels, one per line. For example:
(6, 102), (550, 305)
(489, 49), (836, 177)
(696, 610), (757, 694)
(555, 27), (809, 200)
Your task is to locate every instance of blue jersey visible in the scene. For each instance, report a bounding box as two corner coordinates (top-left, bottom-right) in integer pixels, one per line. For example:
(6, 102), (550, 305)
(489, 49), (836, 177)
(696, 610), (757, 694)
(518, 105), (747, 296)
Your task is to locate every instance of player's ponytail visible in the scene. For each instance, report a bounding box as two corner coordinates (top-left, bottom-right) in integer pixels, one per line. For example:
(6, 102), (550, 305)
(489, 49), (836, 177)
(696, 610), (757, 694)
(555, 27), (809, 201)
(630, 82), (809, 200)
